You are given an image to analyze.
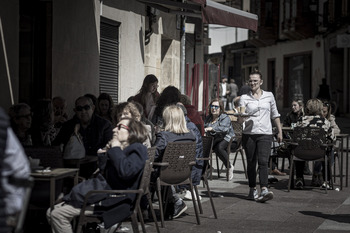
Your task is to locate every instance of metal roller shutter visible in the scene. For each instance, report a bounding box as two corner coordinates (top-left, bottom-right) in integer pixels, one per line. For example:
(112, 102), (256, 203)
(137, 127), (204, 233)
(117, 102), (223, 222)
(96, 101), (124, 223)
(99, 17), (120, 103)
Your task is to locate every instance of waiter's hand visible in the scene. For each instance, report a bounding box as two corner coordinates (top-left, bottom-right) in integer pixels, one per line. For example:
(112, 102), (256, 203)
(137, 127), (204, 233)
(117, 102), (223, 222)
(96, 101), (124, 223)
(276, 132), (283, 143)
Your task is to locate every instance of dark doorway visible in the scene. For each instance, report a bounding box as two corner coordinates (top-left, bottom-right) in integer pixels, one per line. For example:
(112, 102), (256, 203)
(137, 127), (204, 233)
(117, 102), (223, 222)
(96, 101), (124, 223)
(19, 0), (52, 105)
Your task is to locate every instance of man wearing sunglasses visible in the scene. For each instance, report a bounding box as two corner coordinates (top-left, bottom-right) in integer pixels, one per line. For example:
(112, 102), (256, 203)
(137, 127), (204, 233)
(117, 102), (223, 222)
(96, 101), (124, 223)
(53, 96), (113, 178)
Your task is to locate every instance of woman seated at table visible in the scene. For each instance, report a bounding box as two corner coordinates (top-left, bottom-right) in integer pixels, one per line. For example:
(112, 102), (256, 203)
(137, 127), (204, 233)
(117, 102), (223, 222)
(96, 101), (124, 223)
(280, 99), (308, 176)
(312, 101), (340, 187)
(294, 98), (335, 189)
(153, 105), (196, 219)
(46, 118), (148, 233)
(113, 101), (153, 148)
(283, 99), (304, 128)
(204, 98), (237, 181)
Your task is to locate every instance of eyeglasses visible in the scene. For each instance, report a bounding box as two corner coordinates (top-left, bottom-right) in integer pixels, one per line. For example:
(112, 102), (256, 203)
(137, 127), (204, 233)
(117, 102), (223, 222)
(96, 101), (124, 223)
(75, 105), (91, 112)
(16, 113), (32, 119)
(117, 123), (130, 131)
(210, 105), (219, 110)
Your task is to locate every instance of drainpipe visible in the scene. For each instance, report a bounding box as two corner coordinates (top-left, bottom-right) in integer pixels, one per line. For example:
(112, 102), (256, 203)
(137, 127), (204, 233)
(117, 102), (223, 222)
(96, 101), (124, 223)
(180, 1), (186, 94)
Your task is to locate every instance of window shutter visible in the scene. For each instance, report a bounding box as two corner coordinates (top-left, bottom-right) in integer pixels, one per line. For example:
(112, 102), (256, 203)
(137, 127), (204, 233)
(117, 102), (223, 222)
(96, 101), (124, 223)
(99, 17), (120, 103)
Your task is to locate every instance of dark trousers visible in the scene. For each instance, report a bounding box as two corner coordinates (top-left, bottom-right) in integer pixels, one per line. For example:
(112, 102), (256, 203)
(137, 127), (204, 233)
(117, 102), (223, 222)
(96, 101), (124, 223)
(242, 134), (272, 188)
(213, 139), (231, 169)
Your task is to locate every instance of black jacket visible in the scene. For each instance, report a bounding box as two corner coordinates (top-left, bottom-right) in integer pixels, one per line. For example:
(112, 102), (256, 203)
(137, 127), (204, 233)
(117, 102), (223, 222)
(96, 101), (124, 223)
(53, 114), (113, 156)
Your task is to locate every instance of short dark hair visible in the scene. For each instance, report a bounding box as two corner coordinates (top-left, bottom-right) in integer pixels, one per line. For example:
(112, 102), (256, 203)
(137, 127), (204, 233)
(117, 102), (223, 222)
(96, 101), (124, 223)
(250, 68), (262, 79)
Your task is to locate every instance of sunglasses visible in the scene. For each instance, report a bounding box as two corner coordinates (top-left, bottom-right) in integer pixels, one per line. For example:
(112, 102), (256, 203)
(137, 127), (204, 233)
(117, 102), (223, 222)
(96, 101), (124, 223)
(210, 105), (219, 110)
(117, 123), (130, 131)
(75, 105), (91, 112)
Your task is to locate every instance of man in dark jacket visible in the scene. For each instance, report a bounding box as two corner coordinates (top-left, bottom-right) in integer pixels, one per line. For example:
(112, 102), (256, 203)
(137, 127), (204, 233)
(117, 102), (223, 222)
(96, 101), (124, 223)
(53, 96), (113, 178)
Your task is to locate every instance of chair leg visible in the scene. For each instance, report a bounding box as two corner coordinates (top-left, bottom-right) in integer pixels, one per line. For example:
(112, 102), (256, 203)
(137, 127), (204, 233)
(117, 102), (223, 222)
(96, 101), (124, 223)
(136, 206), (146, 233)
(194, 185), (203, 214)
(146, 190), (160, 233)
(210, 153), (213, 181)
(130, 212), (140, 233)
(241, 150), (248, 179)
(325, 154), (328, 194)
(215, 153), (221, 178)
(281, 158), (285, 172)
(203, 175), (217, 219)
(288, 155), (294, 192)
(226, 153), (230, 181)
(189, 184), (201, 225)
(232, 151), (238, 166)
(156, 180), (165, 228)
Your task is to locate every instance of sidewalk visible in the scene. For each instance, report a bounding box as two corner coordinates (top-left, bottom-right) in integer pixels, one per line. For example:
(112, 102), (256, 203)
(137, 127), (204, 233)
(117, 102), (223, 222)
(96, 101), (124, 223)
(140, 155), (350, 233)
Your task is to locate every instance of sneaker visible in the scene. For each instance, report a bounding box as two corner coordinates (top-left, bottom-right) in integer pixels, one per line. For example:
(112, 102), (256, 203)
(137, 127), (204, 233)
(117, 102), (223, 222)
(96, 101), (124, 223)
(173, 201), (187, 219)
(295, 178), (304, 189)
(228, 165), (234, 181)
(183, 190), (202, 201)
(256, 189), (274, 203)
(247, 188), (259, 200)
(320, 182), (333, 190)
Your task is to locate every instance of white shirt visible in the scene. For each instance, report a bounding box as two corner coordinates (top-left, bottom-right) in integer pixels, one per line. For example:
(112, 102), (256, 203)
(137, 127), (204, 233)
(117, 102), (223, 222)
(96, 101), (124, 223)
(221, 83), (227, 97)
(239, 90), (280, 135)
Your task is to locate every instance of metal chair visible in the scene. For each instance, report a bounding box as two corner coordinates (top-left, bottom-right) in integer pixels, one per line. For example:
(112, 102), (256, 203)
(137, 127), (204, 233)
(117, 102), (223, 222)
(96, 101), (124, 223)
(195, 136), (217, 218)
(76, 159), (153, 233)
(153, 141), (200, 228)
(287, 127), (334, 193)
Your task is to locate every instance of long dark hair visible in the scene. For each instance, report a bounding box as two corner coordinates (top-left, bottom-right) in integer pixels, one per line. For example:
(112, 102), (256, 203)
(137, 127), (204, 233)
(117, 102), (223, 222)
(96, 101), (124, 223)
(154, 86), (181, 118)
(96, 93), (114, 117)
(137, 74), (159, 106)
(207, 98), (224, 117)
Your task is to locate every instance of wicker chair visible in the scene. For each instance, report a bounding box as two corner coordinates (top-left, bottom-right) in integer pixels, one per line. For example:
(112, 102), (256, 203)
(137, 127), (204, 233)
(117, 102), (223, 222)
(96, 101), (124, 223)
(287, 127), (334, 193)
(153, 141), (200, 228)
(196, 136), (217, 218)
(76, 159), (153, 233)
(231, 121), (247, 179)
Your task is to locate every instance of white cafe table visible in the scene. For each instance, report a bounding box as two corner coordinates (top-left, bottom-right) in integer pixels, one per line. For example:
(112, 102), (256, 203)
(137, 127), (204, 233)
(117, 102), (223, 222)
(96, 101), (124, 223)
(31, 168), (79, 210)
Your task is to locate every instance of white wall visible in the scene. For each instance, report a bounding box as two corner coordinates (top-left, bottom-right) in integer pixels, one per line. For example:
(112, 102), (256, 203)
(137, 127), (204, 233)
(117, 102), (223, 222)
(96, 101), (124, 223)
(52, 0), (146, 115)
(208, 25), (248, 54)
(102, 0), (146, 102)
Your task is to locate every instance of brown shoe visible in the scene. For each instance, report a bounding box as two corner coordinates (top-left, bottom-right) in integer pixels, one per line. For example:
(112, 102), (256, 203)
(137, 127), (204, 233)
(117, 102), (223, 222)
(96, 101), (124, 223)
(271, 169), (287, 176)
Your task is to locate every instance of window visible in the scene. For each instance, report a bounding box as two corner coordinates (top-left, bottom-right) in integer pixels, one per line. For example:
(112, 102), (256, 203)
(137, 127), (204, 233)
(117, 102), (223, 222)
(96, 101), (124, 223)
(283, 53), (311, 107)
(99, 17), (120, 103)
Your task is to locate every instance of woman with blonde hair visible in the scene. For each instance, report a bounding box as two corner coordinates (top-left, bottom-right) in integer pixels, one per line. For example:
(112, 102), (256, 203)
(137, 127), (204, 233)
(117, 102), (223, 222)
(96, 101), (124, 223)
(153, 105), (196, 219)
(294, 98), (335, 189)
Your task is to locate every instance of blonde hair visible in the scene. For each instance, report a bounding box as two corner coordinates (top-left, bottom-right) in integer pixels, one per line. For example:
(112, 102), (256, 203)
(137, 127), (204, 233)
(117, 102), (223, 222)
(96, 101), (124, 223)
(305, 98), (323, 116)
(162, 105), (189, 134)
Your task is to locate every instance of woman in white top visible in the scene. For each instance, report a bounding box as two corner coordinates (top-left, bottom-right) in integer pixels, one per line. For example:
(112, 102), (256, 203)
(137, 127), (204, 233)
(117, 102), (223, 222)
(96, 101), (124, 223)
(238, 69), (282, 203)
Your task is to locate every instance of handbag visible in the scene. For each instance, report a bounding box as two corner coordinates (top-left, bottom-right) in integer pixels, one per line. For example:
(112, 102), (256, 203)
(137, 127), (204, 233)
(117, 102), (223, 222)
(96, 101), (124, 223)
(63, 124), (86, 159)
(62, 173), (111, 208)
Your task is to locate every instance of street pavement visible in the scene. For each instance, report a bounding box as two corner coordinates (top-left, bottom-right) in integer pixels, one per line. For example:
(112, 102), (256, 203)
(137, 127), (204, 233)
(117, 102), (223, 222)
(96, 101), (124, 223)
(137, 117), (350, 233)
(140, 154), (350, 233)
